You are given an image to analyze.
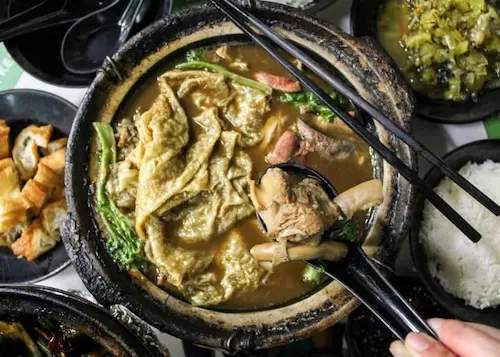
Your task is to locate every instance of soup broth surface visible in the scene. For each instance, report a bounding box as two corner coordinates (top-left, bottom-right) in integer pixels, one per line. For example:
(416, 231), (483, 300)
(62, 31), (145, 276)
(102, 44), (373, 309)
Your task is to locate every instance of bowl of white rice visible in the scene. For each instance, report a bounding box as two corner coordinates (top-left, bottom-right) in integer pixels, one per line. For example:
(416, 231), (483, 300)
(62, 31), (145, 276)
(410, 139), (500, 328)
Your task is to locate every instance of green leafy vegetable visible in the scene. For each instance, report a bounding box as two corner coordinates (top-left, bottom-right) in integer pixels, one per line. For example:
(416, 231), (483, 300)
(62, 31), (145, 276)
(93, 122), (147, 271)
(175, 61), (273, 95)
(329, 219), (361, 243)
(303, 264), (325, 284)
(186, 48), (210, 62)
(280, 91), (352, 122)
(377, 0), (500, 101)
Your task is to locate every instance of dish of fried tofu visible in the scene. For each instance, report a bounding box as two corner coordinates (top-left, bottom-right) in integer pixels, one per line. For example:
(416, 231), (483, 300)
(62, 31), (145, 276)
(0, 120), (67, 261)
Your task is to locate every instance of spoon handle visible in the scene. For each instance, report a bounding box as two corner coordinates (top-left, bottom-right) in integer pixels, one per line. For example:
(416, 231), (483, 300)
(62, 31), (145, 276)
(320, 246), (438, 341)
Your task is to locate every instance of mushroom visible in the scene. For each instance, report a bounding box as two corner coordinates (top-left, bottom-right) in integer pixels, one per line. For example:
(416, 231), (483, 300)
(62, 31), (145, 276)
(334, 179), (383, 220)
(250, 241), (349, 263)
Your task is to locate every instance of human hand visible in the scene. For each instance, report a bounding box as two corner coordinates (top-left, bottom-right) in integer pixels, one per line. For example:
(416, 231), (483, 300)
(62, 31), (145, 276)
(389, 318), (500, 357)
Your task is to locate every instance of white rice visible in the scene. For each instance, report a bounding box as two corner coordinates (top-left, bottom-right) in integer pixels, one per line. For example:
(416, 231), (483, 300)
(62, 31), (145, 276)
(419, 160), (500, 309)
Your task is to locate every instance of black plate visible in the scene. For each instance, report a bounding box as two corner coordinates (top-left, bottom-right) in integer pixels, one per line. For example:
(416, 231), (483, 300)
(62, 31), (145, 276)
(410, 139), (500, 328)
(3, 0), (172, 87)
(350, 0), (500, 123)
(0, 89), (76, 285)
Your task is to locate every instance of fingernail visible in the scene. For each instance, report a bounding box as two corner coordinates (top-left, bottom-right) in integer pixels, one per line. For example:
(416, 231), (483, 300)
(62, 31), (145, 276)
(428, 318), (445, 331)
(390, 341), (411, 357)
(406, 333), (432, 352)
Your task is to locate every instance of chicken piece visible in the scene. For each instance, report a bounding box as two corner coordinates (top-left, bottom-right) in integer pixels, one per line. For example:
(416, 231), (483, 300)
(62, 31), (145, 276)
(267, 131), (308, 165)
(40, 199), (66, 239)
(0, 158), (21, 199)
(39, 147), (65, 176)
(250, 168), (341, 265)
(297, 119), (354, 161)
(12, 125), (53, 180)
(40, 137), (68, 156)
(0, 197), (31, 233)
(21, 179), (54, 215)
(0, 120), (10, 159)
(334, 179), (383, 220)
(255, 72), (301, 92)
(250, 167), (291, 211)
(11, 218), (58, 261)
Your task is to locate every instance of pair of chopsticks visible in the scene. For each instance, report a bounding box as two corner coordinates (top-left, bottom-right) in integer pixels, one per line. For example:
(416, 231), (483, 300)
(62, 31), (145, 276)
(210, 0), (500, 243)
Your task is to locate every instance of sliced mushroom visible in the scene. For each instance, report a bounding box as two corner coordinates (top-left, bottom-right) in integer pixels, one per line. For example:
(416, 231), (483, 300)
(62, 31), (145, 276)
(12, 125), (53, 180)
(250, 241), (348, 264)
(0, 120), (10, 159)
(333, 179), (383, 220)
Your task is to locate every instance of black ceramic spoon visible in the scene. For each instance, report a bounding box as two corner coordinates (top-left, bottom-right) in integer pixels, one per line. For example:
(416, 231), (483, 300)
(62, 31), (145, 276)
(256, 163), (438, 341)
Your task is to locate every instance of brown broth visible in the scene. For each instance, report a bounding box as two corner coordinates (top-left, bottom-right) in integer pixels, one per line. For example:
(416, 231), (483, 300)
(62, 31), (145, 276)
(114, 44), (373, 310)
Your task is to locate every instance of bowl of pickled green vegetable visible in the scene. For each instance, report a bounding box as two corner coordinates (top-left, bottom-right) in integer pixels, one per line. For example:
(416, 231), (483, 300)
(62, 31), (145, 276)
(351, 0), (500, 123)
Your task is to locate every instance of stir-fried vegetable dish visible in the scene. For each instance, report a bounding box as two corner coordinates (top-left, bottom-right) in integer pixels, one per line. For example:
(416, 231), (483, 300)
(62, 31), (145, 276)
(0, 318), (113, 357)
(91, 44), (380, 309)
(377, 0), (500, 101)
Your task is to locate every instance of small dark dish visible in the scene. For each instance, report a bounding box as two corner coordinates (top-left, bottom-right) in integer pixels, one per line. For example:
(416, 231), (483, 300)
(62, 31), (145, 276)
(0, 285), (165, 356)
(3, 0), (171, 87)
(410, 139), (500, 328)
(0, 89), (76, 285)
(350, 0), (500, 123)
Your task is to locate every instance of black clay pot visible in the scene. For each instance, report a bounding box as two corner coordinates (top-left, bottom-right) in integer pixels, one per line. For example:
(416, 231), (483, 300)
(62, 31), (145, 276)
(350, 0), (500, 123)
(0, 285), (166, 357)
(64, 1), (417, 353)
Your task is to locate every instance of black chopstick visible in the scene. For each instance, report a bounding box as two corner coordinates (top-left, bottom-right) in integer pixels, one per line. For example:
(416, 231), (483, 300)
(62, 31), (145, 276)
(211, 0), (500, 220)
(211, 0), (482, 243)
